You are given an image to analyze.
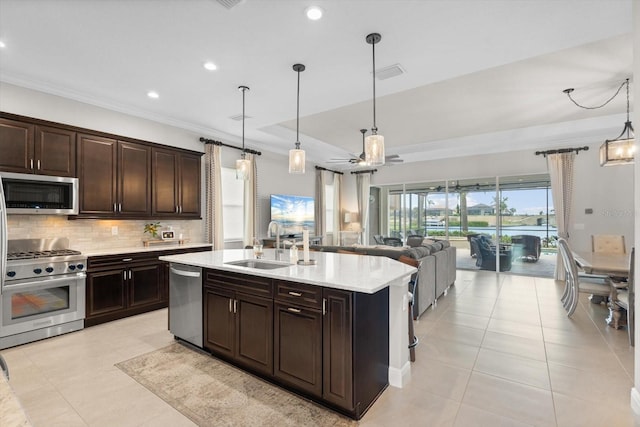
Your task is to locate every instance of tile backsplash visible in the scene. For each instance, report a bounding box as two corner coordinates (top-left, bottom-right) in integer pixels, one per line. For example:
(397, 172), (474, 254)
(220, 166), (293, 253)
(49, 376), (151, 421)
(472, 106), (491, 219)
(7, 215), (205, 252)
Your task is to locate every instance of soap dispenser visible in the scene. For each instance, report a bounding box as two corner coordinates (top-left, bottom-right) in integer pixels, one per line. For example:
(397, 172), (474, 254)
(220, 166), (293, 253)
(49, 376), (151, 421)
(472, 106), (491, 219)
(290, 243), (299, 264)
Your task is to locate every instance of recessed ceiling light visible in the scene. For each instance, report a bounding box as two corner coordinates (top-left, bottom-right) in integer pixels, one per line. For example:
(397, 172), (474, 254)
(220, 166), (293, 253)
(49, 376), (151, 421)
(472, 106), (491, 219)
(147, 91), (159, 99)
(203, 61), (217, 71)
(305, 6), (323, 20)
(0, 41), (6, 48)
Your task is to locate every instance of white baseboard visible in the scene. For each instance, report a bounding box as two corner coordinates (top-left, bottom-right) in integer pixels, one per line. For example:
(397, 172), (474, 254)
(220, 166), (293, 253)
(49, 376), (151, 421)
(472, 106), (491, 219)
(388, 361), (411, 388)
(631, 388), (640, 420)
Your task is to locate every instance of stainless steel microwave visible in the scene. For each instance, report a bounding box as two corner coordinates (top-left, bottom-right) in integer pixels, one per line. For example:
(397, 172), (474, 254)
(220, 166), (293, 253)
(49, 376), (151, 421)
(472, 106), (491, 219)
(0, 172), (79, 215)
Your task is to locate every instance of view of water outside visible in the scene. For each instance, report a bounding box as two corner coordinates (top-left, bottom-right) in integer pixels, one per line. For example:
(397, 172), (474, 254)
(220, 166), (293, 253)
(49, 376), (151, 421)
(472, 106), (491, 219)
(387, 179), (557, 248)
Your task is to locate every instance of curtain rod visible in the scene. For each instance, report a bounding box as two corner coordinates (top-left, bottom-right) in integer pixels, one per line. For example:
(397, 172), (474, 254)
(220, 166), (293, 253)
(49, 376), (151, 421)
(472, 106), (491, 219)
(535, 146), (588, 157)
(350, 169), (377, 175)
(314, 165), (344, 175)
(199, 137), (262, 156)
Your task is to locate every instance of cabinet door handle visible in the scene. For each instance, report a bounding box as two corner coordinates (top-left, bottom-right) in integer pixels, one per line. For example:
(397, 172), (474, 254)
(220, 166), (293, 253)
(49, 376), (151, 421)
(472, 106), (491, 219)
(30, 159), (34, 170)
(287, 307), (301, 314)
(288, 291), (302, 297)
(322, 298), (327, 316)
(233, 299), (237, 313)
(175, 206), (179, 213)
(123, 271), (126, 281)
(113, 203), (117, 212)
(122, 258), (133, 262)
(128, 270), (132, 280)
(179, 205), (182, 214)
(229, 299), (232, 313)
(36, 160), (41, 170)
(119, 203), (122, 212)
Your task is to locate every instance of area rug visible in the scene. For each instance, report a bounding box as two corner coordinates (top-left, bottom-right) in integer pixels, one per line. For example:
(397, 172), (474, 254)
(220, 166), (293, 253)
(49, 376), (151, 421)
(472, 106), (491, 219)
(115, 343), (356, 426)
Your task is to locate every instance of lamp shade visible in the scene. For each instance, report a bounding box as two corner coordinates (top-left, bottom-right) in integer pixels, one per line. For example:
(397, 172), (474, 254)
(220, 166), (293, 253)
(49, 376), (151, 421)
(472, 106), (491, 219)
(599, 136), (635, 166)
(236, 157), (251, 179)
(365, 133), (385, 166)
(288, 148), (305, 174)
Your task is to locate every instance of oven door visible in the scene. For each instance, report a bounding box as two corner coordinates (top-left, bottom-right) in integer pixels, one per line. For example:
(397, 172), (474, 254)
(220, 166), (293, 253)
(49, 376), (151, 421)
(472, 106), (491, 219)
(0, 274), (86, 338)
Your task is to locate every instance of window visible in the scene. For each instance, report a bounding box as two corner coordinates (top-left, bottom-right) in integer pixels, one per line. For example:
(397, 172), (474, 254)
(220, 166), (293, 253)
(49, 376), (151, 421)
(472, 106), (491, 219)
(221, 167), (244, 241)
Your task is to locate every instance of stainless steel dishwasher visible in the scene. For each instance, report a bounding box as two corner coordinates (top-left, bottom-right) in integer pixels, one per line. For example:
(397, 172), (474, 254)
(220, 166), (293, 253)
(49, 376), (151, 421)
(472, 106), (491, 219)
(169, 263), (203, 347)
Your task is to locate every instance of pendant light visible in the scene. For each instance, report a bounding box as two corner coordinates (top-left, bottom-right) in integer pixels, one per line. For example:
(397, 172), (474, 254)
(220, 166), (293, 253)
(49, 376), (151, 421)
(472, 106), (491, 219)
(599, 78), (635, 166)
(289, 63), (306, 174)
(236, 85), (251, 180)
(365, 33), (385, 166)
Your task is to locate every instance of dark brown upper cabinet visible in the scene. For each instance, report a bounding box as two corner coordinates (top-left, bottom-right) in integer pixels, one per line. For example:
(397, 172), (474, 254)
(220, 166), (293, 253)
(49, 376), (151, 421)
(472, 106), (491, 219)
(0, 118), (76, 176)
(152, 147), (201, 218)
(77, 134), (151, 217)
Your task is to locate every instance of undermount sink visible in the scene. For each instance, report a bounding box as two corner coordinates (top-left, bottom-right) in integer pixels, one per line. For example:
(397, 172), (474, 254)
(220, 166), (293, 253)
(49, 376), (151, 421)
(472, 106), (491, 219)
(225, 259), (291, 270)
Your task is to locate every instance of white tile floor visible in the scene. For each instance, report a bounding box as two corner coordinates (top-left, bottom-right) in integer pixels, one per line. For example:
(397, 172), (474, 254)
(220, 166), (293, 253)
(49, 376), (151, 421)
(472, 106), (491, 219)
(1, 269), (638, 426)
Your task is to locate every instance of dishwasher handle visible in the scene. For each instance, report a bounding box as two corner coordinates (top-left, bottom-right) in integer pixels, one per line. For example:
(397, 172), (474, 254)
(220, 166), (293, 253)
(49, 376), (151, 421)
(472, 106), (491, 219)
(170, 267), (201, 278)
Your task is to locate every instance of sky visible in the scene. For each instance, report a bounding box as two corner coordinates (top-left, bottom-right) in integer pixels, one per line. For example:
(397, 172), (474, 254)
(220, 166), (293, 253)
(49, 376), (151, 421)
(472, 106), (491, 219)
(426, 188), (554, 216)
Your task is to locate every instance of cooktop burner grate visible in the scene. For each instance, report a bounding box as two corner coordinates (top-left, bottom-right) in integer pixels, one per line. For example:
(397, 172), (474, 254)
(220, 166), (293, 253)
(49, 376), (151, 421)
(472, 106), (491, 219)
(7, 249), (82, 260)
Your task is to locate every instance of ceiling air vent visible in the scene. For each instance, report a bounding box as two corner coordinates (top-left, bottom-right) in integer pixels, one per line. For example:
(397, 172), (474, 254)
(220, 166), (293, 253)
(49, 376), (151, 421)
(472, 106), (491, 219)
(230, 114), (251, 121)
(215, 0), (245, 9)
(375, 63), (406, 80)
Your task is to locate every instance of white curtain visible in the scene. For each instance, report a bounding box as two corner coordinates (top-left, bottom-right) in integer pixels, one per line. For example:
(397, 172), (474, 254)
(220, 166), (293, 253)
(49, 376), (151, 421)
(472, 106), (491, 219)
(205, 144), (224, 250)
(356, 173), (372, 246)
(547, 152), (576, 280)
(315, 169), (327, 239)
(333, 173), (342, 245)
(243, 154), (257, 248)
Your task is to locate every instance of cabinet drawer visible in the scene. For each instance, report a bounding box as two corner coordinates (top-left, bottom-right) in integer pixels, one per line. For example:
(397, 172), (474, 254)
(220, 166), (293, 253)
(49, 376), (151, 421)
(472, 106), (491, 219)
(205, 270), (273, 297)
(88, 253), (159, 270)
(274, 280), (322, 309)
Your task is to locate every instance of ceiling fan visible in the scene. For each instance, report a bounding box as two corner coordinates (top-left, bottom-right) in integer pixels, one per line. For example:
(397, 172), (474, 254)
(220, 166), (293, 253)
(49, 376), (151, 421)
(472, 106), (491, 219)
(327, 129), (403, 166)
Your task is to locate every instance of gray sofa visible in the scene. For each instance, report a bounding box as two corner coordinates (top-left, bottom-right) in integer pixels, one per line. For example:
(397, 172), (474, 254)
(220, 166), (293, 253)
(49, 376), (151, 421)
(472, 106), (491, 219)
(309, 240), (456, 318)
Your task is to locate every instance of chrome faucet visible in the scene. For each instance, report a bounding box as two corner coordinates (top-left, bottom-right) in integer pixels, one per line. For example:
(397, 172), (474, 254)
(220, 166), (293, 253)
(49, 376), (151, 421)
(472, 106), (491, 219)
(267, 221), (282, 260)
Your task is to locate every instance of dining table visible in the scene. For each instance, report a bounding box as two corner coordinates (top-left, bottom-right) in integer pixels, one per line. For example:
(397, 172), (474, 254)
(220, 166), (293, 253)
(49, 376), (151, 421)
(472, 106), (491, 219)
(572, 251), (631, 277)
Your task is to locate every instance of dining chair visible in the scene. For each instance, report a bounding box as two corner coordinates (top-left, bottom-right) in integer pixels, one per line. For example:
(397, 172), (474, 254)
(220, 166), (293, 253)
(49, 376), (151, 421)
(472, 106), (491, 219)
(558, 238), (610, 317)
(608, 247), (635, 346)
(592, 234), (626, 254)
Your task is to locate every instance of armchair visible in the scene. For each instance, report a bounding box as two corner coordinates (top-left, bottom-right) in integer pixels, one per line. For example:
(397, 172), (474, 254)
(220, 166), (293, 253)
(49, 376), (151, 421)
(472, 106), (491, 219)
(470, 237), (512, 272)
(511, 235), (541, 262)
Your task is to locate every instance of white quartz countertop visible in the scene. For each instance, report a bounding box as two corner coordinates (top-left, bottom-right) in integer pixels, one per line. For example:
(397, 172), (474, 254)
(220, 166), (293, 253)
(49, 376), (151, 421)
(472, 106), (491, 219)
(159, 249), (416, 294)
(85, 243), (212, 257)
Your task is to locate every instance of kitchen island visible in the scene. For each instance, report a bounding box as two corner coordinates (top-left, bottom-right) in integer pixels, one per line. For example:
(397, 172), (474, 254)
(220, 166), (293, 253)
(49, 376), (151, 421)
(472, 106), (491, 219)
(159, 248), (416, 419)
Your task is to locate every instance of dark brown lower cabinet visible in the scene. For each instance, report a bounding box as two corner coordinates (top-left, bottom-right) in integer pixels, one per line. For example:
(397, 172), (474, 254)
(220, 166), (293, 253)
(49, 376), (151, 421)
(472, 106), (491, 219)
(274, 302), (323, 396)
(203, 270), (389, 420)
(86, 246), (210, 327)
(204, 283), (273, 376)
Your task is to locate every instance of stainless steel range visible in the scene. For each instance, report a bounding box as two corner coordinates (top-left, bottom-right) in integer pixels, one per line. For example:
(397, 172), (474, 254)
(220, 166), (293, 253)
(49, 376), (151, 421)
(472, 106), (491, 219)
(0, 238), (86, 349)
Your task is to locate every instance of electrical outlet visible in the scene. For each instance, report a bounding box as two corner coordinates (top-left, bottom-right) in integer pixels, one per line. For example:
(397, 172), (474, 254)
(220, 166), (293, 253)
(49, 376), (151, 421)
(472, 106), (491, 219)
(111, 226), (118, 235)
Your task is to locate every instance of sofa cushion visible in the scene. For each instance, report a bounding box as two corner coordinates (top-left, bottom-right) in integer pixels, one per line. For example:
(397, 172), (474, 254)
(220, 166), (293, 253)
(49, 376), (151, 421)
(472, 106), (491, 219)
(354, 247), (411, 260)
(408, 246), (431, 259)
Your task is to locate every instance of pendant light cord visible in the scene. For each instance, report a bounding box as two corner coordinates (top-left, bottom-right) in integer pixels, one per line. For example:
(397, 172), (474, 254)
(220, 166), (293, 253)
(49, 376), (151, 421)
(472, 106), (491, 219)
(296, 69), (300, 147)
(371, 39), (377, 133)
(564, 79), (628, 110)
(242, 87), (245, 157)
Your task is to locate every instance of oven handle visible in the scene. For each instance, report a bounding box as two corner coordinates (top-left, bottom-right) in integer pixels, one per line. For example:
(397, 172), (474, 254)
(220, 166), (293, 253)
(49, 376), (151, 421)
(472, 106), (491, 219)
(0, 180), (7, 292)
(3, 273), (86, 292)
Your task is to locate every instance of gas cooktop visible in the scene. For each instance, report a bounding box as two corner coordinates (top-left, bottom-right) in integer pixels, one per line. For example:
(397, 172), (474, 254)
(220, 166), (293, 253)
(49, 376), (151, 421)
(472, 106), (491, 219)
(7, 249), (82, 261)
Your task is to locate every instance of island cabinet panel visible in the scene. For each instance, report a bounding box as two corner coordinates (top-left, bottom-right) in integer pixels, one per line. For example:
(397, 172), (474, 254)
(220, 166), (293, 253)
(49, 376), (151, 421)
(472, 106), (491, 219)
(274, 301), (323, 396)
(322, 289), (354, 410)
(0, 118), (76, 176)
(204, 271), (274, 376)
(202, 270), (389, 420)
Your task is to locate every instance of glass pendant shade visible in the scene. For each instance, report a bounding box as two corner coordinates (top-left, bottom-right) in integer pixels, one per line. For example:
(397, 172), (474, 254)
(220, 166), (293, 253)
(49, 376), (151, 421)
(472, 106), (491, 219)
(599, 129), (635, 166)
(288, 148), (305, 174)
(236, 157), (251, 180)
(365, 133), (385, 166)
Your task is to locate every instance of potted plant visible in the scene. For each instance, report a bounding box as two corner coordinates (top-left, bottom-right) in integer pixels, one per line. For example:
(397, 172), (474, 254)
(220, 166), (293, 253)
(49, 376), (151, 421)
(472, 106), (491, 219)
(144, 222), (161, 239)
